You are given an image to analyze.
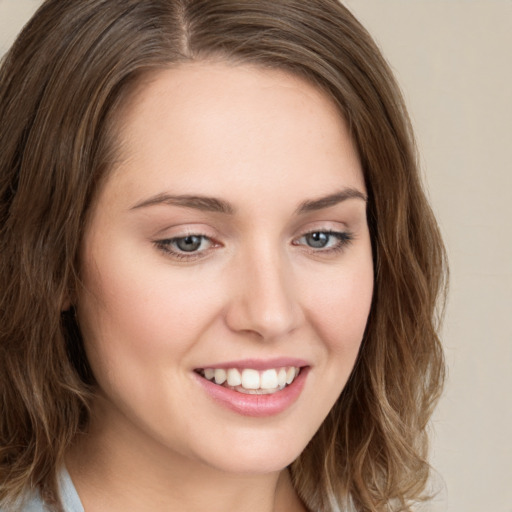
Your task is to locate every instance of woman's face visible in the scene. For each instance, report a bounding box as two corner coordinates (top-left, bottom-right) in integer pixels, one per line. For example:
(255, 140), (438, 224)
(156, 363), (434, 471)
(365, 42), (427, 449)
(77, 62), (373, 474)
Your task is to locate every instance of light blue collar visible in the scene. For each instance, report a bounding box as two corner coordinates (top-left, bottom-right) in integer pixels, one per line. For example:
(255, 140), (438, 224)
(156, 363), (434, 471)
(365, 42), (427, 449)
(12, 467), (84, 512)
(57, 466), (84, 512)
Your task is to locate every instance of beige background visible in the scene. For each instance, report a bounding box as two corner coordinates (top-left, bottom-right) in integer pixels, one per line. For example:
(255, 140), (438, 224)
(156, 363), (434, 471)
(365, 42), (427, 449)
(1, 1), (511, 511)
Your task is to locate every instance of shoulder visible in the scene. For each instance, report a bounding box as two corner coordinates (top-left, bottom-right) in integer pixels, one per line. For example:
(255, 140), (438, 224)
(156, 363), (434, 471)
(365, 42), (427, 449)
(0, 491), (46, 512)
(0, 467), (83, 512)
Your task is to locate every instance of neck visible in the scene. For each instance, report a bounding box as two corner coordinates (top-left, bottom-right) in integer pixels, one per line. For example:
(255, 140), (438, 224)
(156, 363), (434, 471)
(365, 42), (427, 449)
(66, 401), (306, 512)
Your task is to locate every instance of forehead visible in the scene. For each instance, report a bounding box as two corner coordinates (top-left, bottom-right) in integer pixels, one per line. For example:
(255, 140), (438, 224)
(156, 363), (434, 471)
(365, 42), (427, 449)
(101, 61), (364, 210)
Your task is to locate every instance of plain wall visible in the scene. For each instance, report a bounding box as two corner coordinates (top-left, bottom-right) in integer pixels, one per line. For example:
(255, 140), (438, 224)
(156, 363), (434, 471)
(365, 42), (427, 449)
(1, 1), (511, 511)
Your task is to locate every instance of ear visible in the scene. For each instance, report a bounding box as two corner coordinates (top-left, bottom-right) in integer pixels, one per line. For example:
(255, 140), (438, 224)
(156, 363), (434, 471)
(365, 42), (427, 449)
(61, 285), (75, 313)
(61, 299), (72, 312)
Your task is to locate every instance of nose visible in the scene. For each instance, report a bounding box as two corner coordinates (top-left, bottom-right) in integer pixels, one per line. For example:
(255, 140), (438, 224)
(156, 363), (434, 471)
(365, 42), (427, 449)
(224, 246), (303, 340)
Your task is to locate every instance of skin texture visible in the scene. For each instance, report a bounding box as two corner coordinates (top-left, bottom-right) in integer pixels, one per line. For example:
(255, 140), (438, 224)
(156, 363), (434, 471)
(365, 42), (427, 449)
(68, 62), (374, 512)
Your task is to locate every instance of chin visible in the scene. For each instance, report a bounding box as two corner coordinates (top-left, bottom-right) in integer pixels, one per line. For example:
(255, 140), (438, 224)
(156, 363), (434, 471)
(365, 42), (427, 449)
(204, 451), (300, 476)
(188, 429), (308, 475)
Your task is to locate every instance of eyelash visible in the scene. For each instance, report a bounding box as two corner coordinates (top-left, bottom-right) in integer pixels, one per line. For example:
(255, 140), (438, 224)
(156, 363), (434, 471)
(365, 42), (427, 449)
(292, 230), (354, 254)
(154, 234), (215, 261)
(154, 230), (354, 261)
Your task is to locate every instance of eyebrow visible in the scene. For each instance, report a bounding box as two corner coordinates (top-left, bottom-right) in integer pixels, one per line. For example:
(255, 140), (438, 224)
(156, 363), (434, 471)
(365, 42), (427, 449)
(295, 188), (367, 214)
(130, 193), (235, 214)
(130, 187), (367, 215)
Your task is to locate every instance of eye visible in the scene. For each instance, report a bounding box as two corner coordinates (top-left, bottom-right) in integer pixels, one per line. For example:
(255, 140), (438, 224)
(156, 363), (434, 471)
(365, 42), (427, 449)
(155, 234), (214, 260)
(294, 230), (353, 252)
(304, 232), (331, 249)
(172, 235), (207, 252)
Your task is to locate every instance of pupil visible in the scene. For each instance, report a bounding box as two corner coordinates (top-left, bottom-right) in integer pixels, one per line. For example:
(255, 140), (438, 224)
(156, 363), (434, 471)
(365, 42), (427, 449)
(177, 236), (202, 252)
(307, 232), (328, 248)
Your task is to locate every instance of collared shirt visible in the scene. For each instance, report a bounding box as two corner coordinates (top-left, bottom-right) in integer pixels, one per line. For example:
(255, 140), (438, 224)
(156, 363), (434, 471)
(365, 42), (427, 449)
(2, 468), (84, 512)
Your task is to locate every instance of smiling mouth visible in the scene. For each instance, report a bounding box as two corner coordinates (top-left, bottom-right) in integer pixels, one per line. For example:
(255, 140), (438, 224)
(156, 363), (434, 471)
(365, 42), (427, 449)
(195, 366), (301, 395)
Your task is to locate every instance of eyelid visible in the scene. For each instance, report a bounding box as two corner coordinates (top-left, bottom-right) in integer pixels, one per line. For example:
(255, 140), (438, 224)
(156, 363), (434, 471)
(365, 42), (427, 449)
(292, 228), (354, 254)
(152, 221), (218, 238)
(153, 224), (354, 262)
(154, 232), (220, 261)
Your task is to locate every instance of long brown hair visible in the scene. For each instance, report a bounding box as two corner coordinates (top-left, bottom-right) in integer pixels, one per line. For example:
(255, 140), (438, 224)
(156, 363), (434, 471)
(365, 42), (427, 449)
(0, 1), (447, 510)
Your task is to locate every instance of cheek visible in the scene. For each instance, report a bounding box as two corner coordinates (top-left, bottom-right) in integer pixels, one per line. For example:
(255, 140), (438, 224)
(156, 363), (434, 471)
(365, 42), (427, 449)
(302, 258), (374, 357)
(285, 254), (373, 441)
(76, 241), (223, 381)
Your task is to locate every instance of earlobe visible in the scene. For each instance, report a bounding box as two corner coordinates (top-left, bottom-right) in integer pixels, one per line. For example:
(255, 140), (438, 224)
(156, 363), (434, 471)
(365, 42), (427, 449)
(61, 275), (80, 313)
(61, 286), (76, 313)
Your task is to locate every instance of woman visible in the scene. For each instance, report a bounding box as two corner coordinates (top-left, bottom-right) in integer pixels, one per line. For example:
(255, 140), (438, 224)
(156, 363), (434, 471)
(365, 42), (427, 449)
(0, 1), (447, 511)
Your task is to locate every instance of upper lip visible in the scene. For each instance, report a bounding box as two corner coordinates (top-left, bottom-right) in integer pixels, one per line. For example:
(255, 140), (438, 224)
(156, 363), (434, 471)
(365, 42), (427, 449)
(194, 357), (310, 371)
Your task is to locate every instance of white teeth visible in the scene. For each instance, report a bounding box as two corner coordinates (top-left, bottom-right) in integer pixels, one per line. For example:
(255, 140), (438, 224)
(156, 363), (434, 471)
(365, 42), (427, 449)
(260, 369), (278, 390)
(241, 369), (260, 390)
(227, 368), (242, 387)
(214, 369), (227, 385)
(201, 366), (301, 393)
(277, 368), (287, 387)
(236, 387), (276, 395)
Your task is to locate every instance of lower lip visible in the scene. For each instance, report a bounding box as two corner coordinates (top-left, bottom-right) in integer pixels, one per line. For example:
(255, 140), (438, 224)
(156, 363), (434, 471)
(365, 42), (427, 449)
(194, 368), (309, 417)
